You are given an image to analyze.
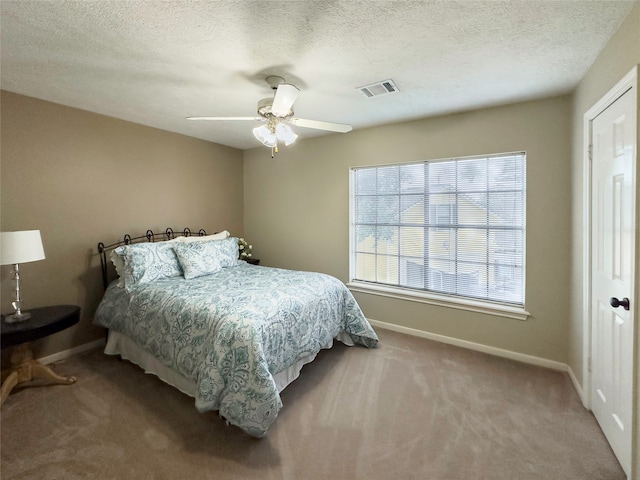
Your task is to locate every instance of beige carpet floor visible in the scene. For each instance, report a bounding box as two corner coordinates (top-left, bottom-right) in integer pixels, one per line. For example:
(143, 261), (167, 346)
(0, 328), (625, 480)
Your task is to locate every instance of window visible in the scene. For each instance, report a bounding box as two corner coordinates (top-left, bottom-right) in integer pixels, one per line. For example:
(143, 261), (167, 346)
(349, 152), (526, 316)
(430, 203), (456, 231)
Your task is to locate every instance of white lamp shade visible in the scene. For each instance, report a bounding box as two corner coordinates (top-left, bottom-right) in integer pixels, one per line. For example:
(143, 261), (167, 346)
(275, 123), (298, 146)
(0, 230), (46, 265)
(253, 125), (277, 147)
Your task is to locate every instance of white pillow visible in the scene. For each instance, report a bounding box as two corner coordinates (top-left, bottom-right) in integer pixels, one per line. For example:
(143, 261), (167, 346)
(176, 230), (230, 243)
(110, 249), (126, 288)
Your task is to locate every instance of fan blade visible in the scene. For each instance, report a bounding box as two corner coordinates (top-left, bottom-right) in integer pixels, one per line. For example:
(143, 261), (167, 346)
(186, 116), (263, 121)
(271, 84), (300, 117)
(289, 118), (352, 133)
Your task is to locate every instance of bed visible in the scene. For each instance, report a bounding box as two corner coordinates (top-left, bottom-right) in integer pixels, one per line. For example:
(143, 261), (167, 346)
(94, 228), (378, 437)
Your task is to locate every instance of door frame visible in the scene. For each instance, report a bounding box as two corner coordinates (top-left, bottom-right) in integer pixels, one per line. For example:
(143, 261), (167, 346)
(582, 65), (638, 477)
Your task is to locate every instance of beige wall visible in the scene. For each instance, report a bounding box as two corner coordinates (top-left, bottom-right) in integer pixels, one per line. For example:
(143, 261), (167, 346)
(244, 95), (572, 362)
(569, 3), (640, 476)
(0, 91), (244, 359)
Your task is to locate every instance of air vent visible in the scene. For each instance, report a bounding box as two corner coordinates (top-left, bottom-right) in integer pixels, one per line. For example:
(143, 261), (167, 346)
(358, 79), (399, 98)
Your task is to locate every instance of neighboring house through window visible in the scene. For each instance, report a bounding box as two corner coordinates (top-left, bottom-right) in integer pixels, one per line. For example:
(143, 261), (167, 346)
(349, 152), (527, 319)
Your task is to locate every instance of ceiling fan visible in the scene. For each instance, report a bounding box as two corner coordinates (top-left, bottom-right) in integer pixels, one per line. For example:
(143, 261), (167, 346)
(187, 75), (352, 156)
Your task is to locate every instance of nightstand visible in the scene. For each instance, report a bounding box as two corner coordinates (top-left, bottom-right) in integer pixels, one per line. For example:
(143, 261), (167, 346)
(1, 305), (81, 406)
(246, 258), (260, 265)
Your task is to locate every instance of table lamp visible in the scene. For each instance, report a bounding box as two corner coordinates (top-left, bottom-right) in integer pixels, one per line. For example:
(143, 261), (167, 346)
(0, 230), (46, 322)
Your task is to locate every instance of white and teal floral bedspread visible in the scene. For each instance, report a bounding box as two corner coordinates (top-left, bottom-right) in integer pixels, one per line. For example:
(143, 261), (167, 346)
(94, 262), (378, 437)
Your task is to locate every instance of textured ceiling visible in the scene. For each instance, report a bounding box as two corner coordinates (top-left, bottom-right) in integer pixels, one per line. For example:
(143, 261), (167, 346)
(1, 1), (636, 150)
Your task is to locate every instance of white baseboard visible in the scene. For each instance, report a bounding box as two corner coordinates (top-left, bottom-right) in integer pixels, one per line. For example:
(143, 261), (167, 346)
(368, 318), (583, 385)
(566, 364), (587, 406)
(38, 338), (105, 366)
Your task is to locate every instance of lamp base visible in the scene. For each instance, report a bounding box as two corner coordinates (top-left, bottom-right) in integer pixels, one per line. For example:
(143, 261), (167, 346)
(5, 264), (33, 324)
(4, 311), (32, 323)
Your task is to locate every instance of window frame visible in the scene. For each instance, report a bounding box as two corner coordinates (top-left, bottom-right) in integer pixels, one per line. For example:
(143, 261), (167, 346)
(347, 152), (530, 321)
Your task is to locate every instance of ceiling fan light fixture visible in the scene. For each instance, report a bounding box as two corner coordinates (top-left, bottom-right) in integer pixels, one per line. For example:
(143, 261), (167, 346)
(275, 122), (298, 146)
(253, 125), (276, 147)
(187, 76), (352, 155)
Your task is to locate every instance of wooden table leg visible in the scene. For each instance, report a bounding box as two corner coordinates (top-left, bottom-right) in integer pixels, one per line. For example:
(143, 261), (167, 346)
(0, 343), (76, 407)
(0, 371), (19, 406)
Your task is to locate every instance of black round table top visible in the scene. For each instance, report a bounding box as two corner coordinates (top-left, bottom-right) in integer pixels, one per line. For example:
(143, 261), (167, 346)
(1, 305), (81, 348)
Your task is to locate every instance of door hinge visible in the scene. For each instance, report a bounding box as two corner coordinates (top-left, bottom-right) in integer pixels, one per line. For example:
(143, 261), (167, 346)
(588, 144), (593, 162)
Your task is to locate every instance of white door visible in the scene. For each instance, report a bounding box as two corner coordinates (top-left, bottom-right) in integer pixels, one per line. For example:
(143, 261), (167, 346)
(590, 85), (636, 477)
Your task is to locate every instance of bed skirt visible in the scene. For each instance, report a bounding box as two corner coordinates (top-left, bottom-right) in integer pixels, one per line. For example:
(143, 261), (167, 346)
(104, 330), (354, 397)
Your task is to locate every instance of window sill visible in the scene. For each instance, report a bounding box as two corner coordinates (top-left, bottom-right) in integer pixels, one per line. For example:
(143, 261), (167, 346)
(347, 281), (530, 321)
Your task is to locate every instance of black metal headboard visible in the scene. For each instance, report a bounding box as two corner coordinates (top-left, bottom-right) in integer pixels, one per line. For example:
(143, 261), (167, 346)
(97, 227), (207, 289)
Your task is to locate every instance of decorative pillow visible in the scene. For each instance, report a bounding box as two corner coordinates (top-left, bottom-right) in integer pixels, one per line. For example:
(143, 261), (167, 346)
(177, 230), (230, 243)
(173, 237), (239, 279)
(110, 237), (182, 288)
(115, 242), (183, 292)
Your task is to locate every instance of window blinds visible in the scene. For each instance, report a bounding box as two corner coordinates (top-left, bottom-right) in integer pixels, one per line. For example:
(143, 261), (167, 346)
(351, 153), (526, 306)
